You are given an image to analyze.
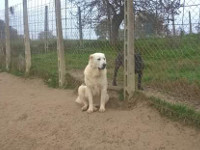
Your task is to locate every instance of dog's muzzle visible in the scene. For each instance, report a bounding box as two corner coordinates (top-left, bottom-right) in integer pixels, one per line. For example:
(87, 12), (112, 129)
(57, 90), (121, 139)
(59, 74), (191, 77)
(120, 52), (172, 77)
(99, 63), (106, 70)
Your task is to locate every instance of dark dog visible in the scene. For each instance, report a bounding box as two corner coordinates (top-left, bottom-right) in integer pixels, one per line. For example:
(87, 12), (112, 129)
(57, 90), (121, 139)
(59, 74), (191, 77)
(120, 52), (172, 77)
(112, 51), (144, 90)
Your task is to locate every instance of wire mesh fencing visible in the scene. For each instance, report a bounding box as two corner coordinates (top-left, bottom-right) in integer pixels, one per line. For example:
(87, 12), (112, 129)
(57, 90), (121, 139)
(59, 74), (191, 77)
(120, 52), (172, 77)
(9, 2), (25, 73)
(61, 0), (124, 88)
(0, 0), (199, 105)
(0, 9), (5, 68)
(27, 0), (59, 86)
(136, 0), (200, 106)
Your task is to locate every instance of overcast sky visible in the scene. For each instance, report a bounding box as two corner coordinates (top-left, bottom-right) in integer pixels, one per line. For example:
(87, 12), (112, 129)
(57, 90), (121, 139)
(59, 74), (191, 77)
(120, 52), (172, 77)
(0, 0), (200, 39)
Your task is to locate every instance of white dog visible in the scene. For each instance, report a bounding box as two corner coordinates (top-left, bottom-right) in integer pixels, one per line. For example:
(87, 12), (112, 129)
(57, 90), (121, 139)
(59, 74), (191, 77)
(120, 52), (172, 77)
(76, 53), (109, 113)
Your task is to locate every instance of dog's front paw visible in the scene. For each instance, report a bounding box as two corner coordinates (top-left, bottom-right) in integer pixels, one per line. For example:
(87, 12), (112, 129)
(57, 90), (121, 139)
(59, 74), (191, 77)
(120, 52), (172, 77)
(87, 107), (94, 113)
(81, 105), (88, 111)
(99, 106), (106, 113)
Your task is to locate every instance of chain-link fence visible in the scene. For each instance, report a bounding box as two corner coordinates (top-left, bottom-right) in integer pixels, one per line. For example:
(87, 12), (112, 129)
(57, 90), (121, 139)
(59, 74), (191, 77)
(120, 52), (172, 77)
(137, 0), (200, 107)
(9, 3), (25, 73)
(0, 9), (5, 68)
(0, 0), (199, 106)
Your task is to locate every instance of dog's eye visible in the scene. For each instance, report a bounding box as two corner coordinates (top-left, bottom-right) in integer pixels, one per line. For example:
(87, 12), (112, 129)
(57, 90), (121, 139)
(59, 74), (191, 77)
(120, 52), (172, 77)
(97, 58), (101, 61)
(103, 58), (106, 60)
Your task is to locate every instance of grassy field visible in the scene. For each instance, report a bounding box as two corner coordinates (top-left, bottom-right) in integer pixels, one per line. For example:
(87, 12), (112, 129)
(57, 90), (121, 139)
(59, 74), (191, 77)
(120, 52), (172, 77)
(1, 34), (200, 96)
(28, 34), (200, 86)
(30, 47), (118, 88)
(149, 96), (200, 127)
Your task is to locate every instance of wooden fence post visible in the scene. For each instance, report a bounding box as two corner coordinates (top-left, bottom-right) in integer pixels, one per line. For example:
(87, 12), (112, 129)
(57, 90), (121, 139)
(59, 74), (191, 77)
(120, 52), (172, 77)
(55, 0), (66, 87)
(124, 0), (135, 100)
(23, 0), (31, 74)
(5, 0), (11, 71)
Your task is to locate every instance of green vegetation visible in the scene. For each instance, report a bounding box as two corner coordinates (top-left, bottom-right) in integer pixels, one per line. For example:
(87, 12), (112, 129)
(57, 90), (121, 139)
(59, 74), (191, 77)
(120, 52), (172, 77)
(0, 34), (200, 89)
(138, 35), (200, 86)
(149, 96), (200, 128)
(30, 52), (59, 88)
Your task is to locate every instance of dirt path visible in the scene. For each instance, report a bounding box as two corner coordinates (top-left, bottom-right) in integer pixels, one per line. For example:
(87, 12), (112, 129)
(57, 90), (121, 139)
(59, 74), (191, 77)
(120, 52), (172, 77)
(0, 72), (200, 150)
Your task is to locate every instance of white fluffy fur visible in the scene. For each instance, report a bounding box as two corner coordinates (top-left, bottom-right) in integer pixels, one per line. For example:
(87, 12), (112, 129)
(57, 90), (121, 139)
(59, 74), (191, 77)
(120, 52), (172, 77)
(75, 53), (109, 113)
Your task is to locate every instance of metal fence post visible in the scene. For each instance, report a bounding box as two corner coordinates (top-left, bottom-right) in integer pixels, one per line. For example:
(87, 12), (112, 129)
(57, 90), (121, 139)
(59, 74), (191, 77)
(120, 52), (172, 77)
(45, 6), (49, 53)
(23, 0), (31, 74)
(189, 11), (192, 34)
(124, 0), (135, 100)
(5, 0), (11, 71)
(55, 0), (66, 87)
(78, 6), (83, 47)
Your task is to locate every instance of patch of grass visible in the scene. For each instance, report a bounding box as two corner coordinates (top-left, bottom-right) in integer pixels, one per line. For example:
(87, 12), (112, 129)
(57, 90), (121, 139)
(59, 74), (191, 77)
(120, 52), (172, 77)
(149, 96), (200, 128)
(5, 34), (200, 92)
(64, 73), (82, 89)
(127, 91), (200, 128)
(118, 89), (124, 101)
(0, 66), (5, 72)
(10, 69), (24, 77)
(148, 79), (200, 104)
(29, 47), (117, 88)
(30, 52), (59, 88)
(44, 73), (59, 88)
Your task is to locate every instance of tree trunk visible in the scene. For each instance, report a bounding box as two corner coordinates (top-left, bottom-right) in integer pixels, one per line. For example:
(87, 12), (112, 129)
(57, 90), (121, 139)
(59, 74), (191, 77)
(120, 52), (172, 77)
(111, 20), (120, 45)
(105, 0), (112, 43)
(111, 8), (124, 45)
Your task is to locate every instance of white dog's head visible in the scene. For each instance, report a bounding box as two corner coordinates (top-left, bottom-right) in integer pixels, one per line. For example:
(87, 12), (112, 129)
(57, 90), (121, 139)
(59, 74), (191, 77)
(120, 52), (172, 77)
(89, 53), (107, 70)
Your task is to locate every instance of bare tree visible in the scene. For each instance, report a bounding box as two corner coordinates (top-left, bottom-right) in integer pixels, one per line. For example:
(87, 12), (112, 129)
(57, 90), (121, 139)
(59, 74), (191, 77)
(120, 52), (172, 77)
(0, 20), (19, 40)
(135, 11), (168, 38)
(159, 0), (182, 36)
(71, 0), (181, 43)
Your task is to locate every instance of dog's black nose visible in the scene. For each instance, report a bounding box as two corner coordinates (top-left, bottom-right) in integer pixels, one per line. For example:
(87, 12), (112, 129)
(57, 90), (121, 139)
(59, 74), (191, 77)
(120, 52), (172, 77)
(102, 63), (106, 69)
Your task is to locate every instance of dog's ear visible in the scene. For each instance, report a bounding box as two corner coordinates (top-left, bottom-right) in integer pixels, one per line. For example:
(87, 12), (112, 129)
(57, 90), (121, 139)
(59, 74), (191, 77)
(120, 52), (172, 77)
(89, 54), (93, 60)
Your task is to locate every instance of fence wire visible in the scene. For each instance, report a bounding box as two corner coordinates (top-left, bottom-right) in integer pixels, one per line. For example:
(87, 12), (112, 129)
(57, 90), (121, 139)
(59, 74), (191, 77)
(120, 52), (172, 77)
(0, 0), (199, 107)
(0, 9), (5, 68)
(9, 3), (25, 72)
